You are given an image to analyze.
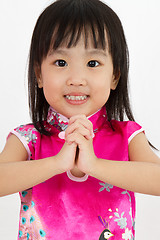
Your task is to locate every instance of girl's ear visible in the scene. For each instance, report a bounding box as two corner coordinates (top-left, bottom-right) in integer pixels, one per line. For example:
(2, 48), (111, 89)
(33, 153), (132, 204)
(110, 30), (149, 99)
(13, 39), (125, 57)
(111, 71), (120, 90)
(37, 78), (43, 88)
(34, 64), (43, 88)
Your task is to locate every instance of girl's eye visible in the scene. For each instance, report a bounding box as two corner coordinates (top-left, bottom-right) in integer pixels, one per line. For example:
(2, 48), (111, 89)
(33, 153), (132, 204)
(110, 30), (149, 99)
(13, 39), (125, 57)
(87, 60), (100, 68)
(55, 60), (68, 67)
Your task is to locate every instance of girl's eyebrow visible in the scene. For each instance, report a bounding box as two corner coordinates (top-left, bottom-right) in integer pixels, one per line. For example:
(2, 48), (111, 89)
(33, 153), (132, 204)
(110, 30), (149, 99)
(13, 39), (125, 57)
(48, 49), (69, 56)
(48, 49), (107, 57)
(86, 49), (108, 57)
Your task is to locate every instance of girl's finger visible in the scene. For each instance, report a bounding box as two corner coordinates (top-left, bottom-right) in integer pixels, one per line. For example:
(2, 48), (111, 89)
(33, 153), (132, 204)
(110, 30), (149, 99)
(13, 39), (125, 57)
(68, 125), (92, 140)
(69, 115), (93, 130)
(59, 130), (95, 140)
(67, 118), (93, 136)
(69, 114), (87, 124)
(66, 131), (88, 146)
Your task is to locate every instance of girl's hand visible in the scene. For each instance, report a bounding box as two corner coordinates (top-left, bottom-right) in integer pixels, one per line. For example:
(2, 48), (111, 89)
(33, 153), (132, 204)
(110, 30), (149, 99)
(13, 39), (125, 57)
(65, 115), (98, 174)
(54, 141), (77, 174)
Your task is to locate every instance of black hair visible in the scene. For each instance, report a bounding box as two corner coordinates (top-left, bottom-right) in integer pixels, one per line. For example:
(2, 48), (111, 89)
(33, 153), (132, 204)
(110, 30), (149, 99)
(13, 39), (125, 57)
(28, 0), (134, 135)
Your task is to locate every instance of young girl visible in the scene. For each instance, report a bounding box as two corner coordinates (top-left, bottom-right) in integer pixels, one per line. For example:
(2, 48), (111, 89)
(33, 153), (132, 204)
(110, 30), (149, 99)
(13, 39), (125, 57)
(0, 0), (160, 239)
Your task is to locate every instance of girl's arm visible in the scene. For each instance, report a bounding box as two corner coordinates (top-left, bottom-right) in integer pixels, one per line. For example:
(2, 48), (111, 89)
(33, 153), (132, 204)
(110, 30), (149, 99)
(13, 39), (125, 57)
(0, 134), (76, 197)
(88, 133), (160, 196)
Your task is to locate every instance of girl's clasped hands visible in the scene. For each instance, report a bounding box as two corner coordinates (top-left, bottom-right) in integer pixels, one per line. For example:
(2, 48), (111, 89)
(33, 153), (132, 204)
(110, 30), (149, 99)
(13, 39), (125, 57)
(56, 114), (97, 176)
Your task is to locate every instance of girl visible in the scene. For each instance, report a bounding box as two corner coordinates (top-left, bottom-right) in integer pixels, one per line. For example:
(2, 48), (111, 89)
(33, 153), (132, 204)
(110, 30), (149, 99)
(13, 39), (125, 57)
(0, 0), (160, 239)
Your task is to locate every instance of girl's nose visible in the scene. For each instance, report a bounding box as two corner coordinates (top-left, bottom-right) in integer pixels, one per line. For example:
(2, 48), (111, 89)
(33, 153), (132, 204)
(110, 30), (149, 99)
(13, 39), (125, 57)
(66, 69), (87, 86)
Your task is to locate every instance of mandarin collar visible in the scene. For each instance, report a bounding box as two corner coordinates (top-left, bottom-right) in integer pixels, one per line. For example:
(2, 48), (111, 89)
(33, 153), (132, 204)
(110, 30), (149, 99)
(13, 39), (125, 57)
(47, 106), (107, 133)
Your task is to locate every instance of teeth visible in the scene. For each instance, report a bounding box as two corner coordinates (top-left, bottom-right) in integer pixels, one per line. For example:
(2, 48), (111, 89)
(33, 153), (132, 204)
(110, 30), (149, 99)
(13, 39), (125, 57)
(65, 95), (88, 100)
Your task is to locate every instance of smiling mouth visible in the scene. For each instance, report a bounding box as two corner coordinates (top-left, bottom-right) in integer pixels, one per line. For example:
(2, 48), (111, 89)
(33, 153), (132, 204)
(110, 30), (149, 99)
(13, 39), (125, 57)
(65, 95), (88, 101)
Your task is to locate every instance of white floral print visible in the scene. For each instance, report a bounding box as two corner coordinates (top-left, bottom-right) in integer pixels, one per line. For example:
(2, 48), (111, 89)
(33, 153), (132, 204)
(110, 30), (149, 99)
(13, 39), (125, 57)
(122, 228), (132, 240)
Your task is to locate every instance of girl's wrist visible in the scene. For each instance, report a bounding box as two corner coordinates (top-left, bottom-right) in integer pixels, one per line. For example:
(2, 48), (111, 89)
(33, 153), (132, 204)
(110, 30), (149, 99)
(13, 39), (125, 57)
(48, 155), (65, 175)
(86, 156), (100, 177)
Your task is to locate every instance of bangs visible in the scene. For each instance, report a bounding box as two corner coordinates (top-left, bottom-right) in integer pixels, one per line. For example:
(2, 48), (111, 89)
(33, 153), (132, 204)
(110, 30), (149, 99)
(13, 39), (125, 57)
(35, 0), (111, 62)
(50, 16), (107, 50)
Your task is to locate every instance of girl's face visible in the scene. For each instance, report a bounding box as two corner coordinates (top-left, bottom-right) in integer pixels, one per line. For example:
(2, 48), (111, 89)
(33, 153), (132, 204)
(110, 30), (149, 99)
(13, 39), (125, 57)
(38, 36), (118, 118)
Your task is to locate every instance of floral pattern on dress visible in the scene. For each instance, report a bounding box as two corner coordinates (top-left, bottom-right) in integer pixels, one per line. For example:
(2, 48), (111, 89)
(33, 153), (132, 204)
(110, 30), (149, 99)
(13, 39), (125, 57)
(15, 125), (38, 144)
(19, 190), (47, 239)
(106, 208), (134, 239)
(98, 181), (135, 239)
(121, 190), (131, 202)
(122, 228), (132, 240)
(47, 107), (68, 131)
(99, 182), (114, 192)
(114, 211), (127, 229)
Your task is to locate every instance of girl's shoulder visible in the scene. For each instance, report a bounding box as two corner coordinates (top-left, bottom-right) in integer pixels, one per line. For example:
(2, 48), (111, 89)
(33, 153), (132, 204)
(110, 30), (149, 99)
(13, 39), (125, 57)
(11, 123), (40, 143)
(8, 123), (40, 160)
(109, 120), (144, 143)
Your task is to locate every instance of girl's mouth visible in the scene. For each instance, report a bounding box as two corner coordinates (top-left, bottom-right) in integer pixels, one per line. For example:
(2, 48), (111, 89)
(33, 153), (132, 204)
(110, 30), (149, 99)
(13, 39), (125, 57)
(64, 94), (89, 105)
(65, 95), (88, 100)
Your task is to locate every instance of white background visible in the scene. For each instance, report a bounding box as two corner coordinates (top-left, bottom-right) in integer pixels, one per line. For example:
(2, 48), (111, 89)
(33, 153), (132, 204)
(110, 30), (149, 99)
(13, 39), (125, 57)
(0, 0), (160, 239)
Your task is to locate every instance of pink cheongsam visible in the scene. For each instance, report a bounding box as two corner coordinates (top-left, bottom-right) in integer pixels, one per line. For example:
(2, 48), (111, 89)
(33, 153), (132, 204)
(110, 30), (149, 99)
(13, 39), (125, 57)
(9, 106), (143, 240)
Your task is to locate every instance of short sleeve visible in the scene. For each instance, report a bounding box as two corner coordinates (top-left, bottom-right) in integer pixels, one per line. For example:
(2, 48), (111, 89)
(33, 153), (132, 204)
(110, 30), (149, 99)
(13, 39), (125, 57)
(8, 124), (39, 160)
(127, 121), (144, 144)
